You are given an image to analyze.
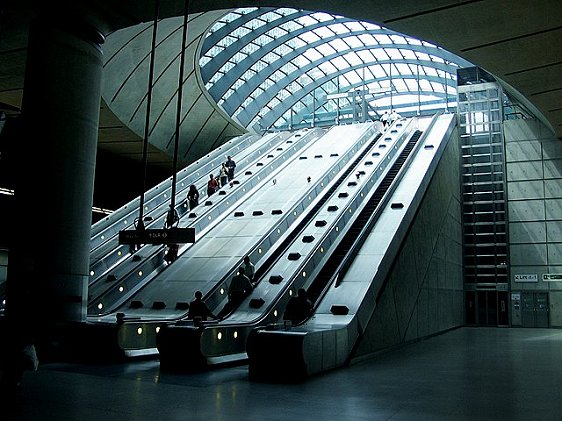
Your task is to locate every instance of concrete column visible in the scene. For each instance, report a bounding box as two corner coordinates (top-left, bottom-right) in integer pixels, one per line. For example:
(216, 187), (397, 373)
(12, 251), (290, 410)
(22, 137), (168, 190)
(6, 12), (104, 331)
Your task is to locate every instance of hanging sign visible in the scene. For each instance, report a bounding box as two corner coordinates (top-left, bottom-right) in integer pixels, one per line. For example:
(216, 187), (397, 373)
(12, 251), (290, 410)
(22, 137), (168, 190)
(119, 227), (195, 245)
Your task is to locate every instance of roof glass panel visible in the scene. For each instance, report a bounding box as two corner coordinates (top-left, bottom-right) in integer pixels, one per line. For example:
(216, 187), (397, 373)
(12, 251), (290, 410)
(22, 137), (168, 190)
(431, 81), (445, 92)
(363, 22), (380, 30)
(239, 42), (260, 56)
(222, 12), (243, 24)
(393, 79), (408, 92)
(310, 12), (334, 22)
(280, 62), (299, 74)
(400, 49), (417, 60)
(357, 34), (378, 46)
(253, 33), (274, 47)
(292, 36), (308, 49)
(372, 49), (389, 60)
(406, 37), (423, 46)
(356, 50), (374, 63)
(200, 8), (471, 130)
(385, 48), (404, 60)
(389, 35), (408, 44)
(231, 51), (248, 63)
(331, 56), (351, 70)
(293, 55), (311, 67)
(342, 51), (363, 66)
(370, 64), (387, 78)
(424, 67), (438, 77)
(279, 21), (303, 32)
(405, 79), (419, 91)
(374, 34), (392, 44)
(419, 79), (433, 91)
(395, 63), (412, 75)
(295, 15), (318, 26)
(345, 70), (362, 85)
(430, 54), (445, 63)
(328, 23), (351, 35)
(303, 48), (323, 61)
(299, 30), (322, 43)
(200, 56), (211, 67)
(208, 20), (226, 35)
(260, 11), (282, 22)
(317, 43), (337, 56)
(328, 38), (351, 52)
(232, 26), (252, 38)
(344, 35), (364, 49)
(313, 26), (334, 38)
(272, 43), (295, 57)
(217, 35), (238, 49)
(263, 51), (281, 62)
(276, 8), (299, 16)
(266, 26), (289, 40)
(345, 22), (366, 32)
(318, 60), (338, 75)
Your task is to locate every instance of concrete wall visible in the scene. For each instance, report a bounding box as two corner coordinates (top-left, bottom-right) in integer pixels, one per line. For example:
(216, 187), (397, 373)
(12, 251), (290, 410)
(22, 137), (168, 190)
(505, 119), (562, 326)
(354, 126), (464, 356)
(0, 249), (6, 282)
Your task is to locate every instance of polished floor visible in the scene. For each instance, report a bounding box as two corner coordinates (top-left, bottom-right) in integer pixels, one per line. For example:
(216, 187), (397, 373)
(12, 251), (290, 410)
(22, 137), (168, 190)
(3, 327), (562, 420)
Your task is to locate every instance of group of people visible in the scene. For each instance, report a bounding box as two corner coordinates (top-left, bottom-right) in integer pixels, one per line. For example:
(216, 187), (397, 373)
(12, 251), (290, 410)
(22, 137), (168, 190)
(207, 155), (236, 197)
(187, 255), (255, 321)
(164, 205), (180, 264)
(184, 155), (237, 210)
(176, 154), (313, 324)
(186, 254), (312, 325)
(186, 255), (312, 325)
(380, 109), (401, 127)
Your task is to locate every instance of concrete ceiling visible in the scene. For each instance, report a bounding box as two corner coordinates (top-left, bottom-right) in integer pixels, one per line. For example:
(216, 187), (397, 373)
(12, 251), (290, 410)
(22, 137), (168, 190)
(101, 10), (246, 168)
(1, 0), (561, 176)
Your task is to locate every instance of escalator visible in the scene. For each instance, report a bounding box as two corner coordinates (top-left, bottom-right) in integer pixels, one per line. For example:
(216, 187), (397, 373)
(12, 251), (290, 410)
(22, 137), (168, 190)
(88, 131), (290, 284)
(80, 123), (382, 358)
(154, 119), (419, 369)
(246, 113), (457, 381)
(87, 128), (325, 314)
(306, 130), (422, 303)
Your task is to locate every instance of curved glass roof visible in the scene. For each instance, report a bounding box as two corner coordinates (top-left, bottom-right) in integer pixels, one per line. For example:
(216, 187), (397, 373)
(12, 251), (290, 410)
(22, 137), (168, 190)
(199, 7), (472, 131)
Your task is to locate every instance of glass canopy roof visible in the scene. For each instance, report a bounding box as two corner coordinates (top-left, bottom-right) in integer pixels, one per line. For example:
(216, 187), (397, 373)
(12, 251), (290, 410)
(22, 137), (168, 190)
(199, 7), (472, 131)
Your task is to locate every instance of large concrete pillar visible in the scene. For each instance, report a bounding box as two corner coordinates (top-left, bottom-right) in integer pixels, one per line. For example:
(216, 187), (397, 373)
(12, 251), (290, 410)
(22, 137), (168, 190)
(6, 11), (104, 335)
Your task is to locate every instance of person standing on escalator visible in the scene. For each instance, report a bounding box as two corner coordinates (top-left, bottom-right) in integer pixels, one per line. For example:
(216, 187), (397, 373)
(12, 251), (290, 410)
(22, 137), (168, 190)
(164, 205), (179, 264)
(381, 111), (389, 127)
(217, 266), (254, 318)
(228, 266), (254, 306)
(164, 205), (179, 229)
(243, 255), (255, 283)
(187, 184), (199, 210)
(225, 155), (236, 181)
(218, 163), (228, 187)
(207, 174), (219, 197)
(188, 291), (216, 322)
(283, 288), (312, 325)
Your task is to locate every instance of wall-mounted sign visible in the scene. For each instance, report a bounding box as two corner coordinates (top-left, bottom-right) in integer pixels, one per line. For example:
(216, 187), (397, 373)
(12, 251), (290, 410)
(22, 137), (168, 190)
(543, 274), (562, 281)
(514, 274), (538, 282)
